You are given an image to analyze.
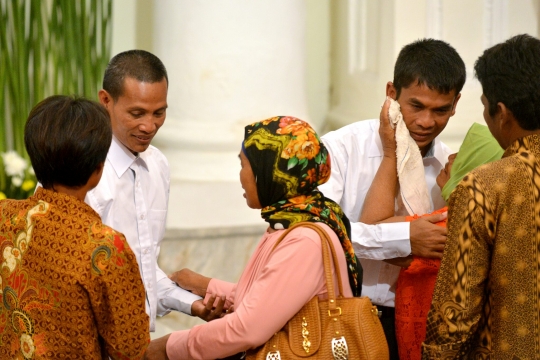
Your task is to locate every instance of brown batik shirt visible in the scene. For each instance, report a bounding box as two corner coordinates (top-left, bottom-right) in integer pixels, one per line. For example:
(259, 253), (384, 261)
(0, 187), (149, 359)
(422, 135), (540, 359)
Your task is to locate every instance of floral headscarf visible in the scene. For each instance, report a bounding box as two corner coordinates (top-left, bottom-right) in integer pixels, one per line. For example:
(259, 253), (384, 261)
(243, 116), (362, 296)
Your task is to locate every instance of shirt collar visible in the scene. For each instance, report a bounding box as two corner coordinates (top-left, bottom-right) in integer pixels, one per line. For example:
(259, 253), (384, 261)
(429, 137), (450, 167)
(503, 134), (540, 158)
(368, 120), (448, 167)
(107, 136), (149, 178)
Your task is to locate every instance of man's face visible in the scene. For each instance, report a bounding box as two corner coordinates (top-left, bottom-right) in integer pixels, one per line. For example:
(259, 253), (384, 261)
(99, 77), (168, 154)
(387, 82), (460, 155)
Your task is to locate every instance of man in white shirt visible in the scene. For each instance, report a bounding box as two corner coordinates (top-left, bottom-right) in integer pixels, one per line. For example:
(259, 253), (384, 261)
(319, 39), (466, 359)
(86, 50), (218, 332)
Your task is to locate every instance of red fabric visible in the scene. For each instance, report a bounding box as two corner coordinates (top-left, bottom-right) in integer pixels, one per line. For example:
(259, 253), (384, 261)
(395, 207), (447, 360)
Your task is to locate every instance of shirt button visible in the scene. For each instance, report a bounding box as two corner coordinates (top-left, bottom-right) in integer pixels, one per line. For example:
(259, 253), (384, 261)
(140, 214), (145, 220)
(377, 298), (382, 302)
(136, 181), (140, 188)
(144, 248), (150, 254)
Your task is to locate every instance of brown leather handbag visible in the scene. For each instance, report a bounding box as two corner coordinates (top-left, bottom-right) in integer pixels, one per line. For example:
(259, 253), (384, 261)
(246, 222), (389, 360)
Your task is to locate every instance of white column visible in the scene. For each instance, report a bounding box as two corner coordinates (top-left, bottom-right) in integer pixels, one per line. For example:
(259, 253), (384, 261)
(152, 0), (309, 229)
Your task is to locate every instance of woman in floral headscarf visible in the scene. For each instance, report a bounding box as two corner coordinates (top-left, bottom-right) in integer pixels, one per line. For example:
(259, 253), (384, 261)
(145, 116), (362, 360)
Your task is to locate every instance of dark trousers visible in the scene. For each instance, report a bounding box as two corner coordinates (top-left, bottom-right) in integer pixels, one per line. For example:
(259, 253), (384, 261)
(378, 305), (399, 360)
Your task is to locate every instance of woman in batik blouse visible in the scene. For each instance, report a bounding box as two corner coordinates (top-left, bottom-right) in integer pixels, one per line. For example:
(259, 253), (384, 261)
(0, 96), (149, 359)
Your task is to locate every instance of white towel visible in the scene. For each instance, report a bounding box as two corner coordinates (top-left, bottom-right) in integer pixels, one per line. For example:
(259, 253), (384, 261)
(387, 98), (431, 216)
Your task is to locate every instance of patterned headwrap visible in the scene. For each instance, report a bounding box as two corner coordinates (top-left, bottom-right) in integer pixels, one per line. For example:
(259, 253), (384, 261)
(243, 116), (362, 296)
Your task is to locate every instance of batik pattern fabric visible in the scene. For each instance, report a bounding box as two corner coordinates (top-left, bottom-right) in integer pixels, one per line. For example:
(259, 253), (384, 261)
(422, 134), (540, 359)
(0, 187), (149, 359)
(243, 116), (362, 296)
(397, 123), (502, 360)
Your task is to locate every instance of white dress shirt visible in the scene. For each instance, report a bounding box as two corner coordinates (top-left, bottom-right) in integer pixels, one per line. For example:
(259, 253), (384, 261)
(319, 119), (451, 307)
(86, 136), (201, 331)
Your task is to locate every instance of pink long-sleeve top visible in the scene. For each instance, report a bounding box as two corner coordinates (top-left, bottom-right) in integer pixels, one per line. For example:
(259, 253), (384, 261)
(166, 222), (354, 359)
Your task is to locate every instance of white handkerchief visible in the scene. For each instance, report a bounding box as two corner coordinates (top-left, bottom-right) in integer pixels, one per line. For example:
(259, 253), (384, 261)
(388, 98), (431, 215)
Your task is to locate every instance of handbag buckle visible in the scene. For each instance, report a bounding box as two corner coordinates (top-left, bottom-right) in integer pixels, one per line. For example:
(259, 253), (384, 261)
(331, 336), (349, 360)
(328, 307), (342, 317)
(265, 350), (281, 360)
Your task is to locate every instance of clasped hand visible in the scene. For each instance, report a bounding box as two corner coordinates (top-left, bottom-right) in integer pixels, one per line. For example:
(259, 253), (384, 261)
(410, 212), (448, 259)
(169, 268), (227, 322)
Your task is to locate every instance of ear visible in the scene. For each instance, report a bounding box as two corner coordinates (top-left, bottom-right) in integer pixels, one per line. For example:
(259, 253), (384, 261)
(450, 93), (461, 117)
(95, 162), (104, 175)
(98, 89), (113, 109)
(386, 82), (397, 100)
(497, 102), (515, 131)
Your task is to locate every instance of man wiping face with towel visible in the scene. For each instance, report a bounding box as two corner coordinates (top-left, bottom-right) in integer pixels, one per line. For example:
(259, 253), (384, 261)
(318, 38), (466, 359)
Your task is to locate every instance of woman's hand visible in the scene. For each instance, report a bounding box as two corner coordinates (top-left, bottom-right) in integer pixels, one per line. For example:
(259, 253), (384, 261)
(191, 295), (227, 322)
(379, 97), (397, 159)
(169, 268), (211, 297)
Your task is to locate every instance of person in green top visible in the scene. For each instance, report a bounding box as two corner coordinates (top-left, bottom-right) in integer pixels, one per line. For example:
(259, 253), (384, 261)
(438, 122), (505, 202)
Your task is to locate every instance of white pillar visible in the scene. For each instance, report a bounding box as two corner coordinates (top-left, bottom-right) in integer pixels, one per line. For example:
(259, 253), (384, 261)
(152, 0), (309, 229)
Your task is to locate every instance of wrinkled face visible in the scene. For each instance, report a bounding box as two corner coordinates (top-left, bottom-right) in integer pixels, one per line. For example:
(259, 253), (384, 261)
(239, 151), (261, 209)
(436, 153), (457, 189)
(388, 82), (460, 155)
(99, 77), (168, 154)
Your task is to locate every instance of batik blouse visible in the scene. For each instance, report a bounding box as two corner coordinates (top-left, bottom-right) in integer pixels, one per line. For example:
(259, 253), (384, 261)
(0, 187), (149, 359)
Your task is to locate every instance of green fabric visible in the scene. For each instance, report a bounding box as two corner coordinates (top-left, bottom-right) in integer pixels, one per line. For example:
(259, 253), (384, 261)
(441, 122), (504, 202)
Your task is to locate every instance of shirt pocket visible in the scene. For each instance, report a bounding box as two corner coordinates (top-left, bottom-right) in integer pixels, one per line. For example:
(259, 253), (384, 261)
(149, 209), (167, 244)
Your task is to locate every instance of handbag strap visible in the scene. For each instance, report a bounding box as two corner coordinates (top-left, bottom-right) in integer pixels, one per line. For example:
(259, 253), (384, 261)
(270, 222), (345, 301)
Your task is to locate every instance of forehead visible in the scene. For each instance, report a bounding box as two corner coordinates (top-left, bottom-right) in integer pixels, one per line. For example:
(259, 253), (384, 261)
(116, 77), (168, 107)
(398, 83), (457, 105)
(239, 150), (249, 162)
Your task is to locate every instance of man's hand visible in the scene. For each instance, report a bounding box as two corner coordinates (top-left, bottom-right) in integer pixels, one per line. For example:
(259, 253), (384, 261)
(144, 334), (170, 360)
(169, 268), (211, 297)
(410, 212), (447, 258)
(191, 295), (226, 322)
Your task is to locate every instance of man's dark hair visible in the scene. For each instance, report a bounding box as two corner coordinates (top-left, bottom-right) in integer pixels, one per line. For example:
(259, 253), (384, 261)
(102, 49), (168, 100)
(25, 95), (112, 189)
(474, 34), (540, 131)
(393, 38), (466, 98)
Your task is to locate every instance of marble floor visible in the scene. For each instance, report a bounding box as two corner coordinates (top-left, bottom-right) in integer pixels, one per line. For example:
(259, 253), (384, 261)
(151, 223), (267, 339)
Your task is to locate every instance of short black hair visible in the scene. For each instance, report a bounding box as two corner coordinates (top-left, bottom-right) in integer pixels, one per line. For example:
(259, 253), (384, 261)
(474, 34), (540, 131)
(393, 38), (466, 98)
(25, 95), (112, 189)
(102, 49), (168, 100)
